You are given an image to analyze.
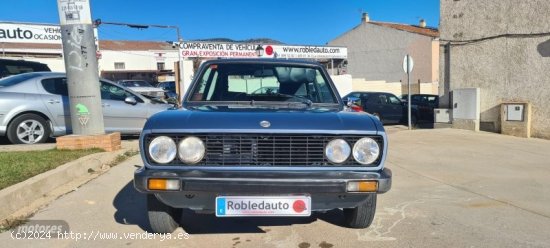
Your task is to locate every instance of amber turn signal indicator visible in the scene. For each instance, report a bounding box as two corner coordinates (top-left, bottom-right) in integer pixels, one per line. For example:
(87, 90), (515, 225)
(148, 178), (180, 191)
(347, 181), (378, 192)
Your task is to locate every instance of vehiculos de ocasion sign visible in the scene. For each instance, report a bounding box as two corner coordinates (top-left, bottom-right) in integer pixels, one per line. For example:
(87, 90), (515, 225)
(179, 42), (347, 59)
(0, 22), (62, 44)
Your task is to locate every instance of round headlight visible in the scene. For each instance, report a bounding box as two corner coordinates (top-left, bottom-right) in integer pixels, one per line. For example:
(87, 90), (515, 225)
(325, 139), (351, 164)
(148, 136), (177, 164)
(352, 137), (380, 165)
(178, 136), (206, 164)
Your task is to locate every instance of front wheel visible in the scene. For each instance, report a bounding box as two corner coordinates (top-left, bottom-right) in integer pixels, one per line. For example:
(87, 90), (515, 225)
(7, 114), (51, 144)
(343, 194), (377, 229)
(147, 194), (182, 234)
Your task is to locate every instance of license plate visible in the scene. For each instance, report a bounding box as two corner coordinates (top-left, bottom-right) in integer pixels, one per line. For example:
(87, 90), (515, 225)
(215, 196), (311, 217)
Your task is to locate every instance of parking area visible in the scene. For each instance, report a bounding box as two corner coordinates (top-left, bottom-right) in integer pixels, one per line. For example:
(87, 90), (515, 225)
(1, 128), (550, 247)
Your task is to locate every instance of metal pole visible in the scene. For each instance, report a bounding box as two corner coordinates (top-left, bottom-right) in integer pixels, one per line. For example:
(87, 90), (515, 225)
(176, 27), (185, 103)
(407, 54), (412, 130)
(57, 0), (105, 135)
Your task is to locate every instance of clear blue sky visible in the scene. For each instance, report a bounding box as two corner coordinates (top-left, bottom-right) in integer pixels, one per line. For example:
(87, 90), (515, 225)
(0, 0), (439, 45)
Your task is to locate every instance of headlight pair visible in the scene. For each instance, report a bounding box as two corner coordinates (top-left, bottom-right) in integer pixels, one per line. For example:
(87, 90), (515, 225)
(148, 136), (205, 164)
(325, 137), (380, 165)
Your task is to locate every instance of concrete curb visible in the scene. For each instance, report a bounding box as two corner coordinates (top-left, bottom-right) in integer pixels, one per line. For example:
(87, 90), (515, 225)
(0, 149), (129, 222)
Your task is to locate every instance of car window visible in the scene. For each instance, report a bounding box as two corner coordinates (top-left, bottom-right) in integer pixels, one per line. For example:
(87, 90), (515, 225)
(189, 63), (337, 104)
(346, 93), (360, 98)
(378, 95), (388, 104)
(388, 95), (402, 105)
(120, 81), (153, 87)
(0, 64), (49, 78)
(0, 73), (43, 87)
(41, 77), (69, 96)
(101, 81), (142, 102)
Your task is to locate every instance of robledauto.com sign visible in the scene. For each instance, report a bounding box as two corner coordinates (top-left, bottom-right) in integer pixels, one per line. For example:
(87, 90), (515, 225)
(179, 42), (348, 59)
(0, 22), (62, 44)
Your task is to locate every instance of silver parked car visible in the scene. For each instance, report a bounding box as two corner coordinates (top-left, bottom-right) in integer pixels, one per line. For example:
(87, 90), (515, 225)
(0, 72), (173, 144)
(117, 80), (165, 98)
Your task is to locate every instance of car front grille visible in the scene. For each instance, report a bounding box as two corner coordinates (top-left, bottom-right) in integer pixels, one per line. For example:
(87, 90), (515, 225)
(145, 134), (383, 167)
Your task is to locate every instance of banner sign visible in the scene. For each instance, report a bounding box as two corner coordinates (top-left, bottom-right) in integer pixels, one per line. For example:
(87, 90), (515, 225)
(179, 42), (347, 59)
(0, 23), (62, 44)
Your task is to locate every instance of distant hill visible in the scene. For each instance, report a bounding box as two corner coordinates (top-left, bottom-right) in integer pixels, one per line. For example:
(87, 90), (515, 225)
(192, 38), (285, 44)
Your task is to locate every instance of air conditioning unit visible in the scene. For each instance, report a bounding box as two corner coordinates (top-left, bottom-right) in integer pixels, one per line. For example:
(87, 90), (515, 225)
(434, 108), (451, 123)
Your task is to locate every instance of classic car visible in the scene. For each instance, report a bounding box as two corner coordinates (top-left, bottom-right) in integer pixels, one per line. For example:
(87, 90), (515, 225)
(0, 72), (172, 144)
(134, 59), (392, 233)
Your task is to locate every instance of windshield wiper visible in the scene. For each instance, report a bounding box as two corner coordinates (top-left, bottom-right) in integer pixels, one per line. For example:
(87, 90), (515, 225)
(271, 93), (313, 107)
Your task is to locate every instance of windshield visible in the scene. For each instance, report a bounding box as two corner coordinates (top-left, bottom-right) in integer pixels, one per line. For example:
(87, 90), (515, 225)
(0, 73), (43, 87)
(188, 63), (338, 104)
(120, 81), (153, 88)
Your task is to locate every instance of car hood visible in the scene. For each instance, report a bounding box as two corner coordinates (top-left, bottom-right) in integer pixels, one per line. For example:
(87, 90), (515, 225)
(144, 105), (381, 133)
(126, 87), (164, 92)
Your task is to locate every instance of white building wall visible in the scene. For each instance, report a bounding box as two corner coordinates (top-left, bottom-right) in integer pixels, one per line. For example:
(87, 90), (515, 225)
(98, 50), (179, 71)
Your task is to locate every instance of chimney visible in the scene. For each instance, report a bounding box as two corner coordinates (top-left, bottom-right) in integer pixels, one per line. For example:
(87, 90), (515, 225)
(419, 19), (427, 28)
(361, 12), (370, 23)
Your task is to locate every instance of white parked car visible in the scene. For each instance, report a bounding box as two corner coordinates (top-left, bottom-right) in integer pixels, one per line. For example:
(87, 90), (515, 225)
(0, 72), (173, 144)
(117, 80), (165, 98)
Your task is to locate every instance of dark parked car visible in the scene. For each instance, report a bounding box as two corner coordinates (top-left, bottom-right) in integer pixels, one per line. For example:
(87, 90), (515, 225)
(343, 91), (416, 124)
(0, 59), (51, 79)
(402, 94), (439, 122)
(134, 59), (392, 233)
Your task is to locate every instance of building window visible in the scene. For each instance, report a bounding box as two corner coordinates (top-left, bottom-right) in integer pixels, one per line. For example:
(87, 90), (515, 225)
(114, 62), (125, 70)
(157, 62), (165, 71)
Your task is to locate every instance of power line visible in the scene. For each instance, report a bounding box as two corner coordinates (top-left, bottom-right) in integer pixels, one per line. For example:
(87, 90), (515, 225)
(440, 32), (550, 46)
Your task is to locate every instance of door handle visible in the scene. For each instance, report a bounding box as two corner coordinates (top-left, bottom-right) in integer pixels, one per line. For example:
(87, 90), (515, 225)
(47, 99), (60, 104)
(102, 103), (110, 107)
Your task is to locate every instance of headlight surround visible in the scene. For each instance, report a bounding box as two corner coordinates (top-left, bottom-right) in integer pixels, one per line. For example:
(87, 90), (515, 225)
(148, 136), (177, 164)
(178, 136), (206, 164)
(325, 139), (351, 164)
(352, 137), (380, 165)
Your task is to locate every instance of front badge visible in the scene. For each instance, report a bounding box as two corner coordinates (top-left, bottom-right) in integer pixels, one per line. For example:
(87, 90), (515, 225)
(260, 120), (271, 128)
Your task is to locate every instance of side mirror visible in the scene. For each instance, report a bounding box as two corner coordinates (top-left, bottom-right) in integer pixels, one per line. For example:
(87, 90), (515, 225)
(346, 96), (361, 107)
(124, 96), (138, 105)
(346, 96), (364, 112)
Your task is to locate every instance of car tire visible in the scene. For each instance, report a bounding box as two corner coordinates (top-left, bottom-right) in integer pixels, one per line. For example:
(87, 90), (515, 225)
(147, 194), (181, 234)
(343, 194), (377, 229)
(7, 113), (51, 144)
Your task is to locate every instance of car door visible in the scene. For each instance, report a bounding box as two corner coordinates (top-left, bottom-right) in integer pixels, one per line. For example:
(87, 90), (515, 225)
(39, 77), (71, 134)
(386, 94), (405, 123)
(99, 81), (148, 134)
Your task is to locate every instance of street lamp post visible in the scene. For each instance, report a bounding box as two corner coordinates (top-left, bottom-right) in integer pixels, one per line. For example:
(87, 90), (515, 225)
(255, 45), (264, 57)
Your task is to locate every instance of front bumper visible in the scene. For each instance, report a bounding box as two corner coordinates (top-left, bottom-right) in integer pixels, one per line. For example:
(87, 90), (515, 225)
(134, 167), (392, 211)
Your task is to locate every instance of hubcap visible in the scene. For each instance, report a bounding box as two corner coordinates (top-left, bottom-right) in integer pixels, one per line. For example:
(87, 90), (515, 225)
(16, 120), (45, 144)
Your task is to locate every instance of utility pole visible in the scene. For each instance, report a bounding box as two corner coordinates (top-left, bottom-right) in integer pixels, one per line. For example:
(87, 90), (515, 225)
(57, 0), (105, 135)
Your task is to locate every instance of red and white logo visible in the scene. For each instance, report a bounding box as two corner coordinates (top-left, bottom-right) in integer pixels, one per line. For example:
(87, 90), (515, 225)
(292, 200), (307, 213)
(265, 45), (274, 56)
